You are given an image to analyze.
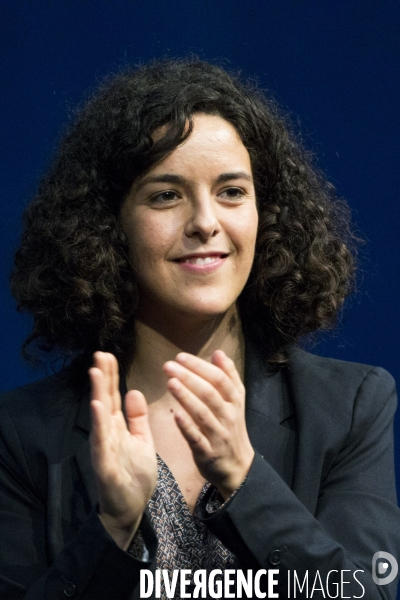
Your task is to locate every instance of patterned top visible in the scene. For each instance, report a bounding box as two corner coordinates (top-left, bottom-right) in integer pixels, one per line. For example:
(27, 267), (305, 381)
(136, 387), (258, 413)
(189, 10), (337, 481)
(147, 455), (238, 600)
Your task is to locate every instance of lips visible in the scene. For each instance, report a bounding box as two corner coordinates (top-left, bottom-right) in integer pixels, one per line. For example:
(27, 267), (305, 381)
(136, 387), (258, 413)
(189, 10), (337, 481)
(172, 252), (229, 273)
(173, 252), (229, 264)
(181, 255), (226, 265)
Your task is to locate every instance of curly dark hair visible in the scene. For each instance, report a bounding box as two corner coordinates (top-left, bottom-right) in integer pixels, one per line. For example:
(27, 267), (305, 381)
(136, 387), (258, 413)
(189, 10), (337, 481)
(11, 58), (357, 375)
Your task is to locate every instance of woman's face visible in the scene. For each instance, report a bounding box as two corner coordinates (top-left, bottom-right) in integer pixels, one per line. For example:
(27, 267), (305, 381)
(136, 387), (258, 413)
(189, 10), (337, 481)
(120, 113), (258, 321)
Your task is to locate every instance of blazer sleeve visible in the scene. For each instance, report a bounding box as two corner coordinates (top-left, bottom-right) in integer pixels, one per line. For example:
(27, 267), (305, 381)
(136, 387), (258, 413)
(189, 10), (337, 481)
(0, 402), (157, 600)
(197, 367), (400, 599)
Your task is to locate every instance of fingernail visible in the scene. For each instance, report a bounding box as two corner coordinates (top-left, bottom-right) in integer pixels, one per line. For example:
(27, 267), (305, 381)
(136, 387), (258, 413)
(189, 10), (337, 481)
(176, 353), (188, 363)
(168, 378), (181, 392)
(163, 361), (176, 371)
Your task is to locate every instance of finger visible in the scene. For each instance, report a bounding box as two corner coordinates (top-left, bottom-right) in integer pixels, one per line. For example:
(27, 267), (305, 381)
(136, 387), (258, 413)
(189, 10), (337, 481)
(90, 399), (109, 469)
(164, 361), (226, 415)
(94, 352), (120, 414)
(178, 352), (243, 401)
(164, 354), (243, 406)
(107, 353), (121, 413)
(167, 377), (225, 440)
(211, 350), (244, 390)
(104, 353), (114, 403)
(92, 353), (109, 402)
(90, 400), (124, 481)
(174, 408), (212, 457)
(92, 352), (121, 414)
(125, 390), (154, 446)
(89, 365), (112, 419)
(93, 351), (107, 375)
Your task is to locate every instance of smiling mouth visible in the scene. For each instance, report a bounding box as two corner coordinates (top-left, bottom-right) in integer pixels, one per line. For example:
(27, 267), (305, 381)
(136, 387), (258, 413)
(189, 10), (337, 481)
(174, 254), (229, 265)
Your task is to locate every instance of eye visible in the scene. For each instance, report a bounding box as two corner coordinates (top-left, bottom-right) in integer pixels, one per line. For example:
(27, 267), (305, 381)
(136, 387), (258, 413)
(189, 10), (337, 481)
(219, 187), (245, 200)
(149, 190), (180, 205)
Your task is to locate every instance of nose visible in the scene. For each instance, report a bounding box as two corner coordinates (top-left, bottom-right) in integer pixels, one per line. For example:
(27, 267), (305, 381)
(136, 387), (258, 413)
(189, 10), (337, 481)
(184, 194), (221, 241)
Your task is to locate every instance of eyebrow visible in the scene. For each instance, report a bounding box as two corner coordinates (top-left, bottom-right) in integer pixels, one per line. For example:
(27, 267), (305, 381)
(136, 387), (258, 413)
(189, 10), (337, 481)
(134, 171), (253, 192)
(217, 171), (253, 183)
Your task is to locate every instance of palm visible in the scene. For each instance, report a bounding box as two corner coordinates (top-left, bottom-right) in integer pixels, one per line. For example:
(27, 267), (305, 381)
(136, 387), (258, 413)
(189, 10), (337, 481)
(89, 352), (157, 532)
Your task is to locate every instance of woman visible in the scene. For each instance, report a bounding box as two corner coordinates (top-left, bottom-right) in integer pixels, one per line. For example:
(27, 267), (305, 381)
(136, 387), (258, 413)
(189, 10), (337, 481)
(0, 58), (398, 599)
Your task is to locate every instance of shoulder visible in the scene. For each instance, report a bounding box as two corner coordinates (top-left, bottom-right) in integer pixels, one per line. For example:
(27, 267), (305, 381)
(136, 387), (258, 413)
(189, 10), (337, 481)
(0, 374), (86, 472)
(288, 346), (395, 391)
(288, 347), (396, 395)
(286, 348), (397, 438)
(0, 373), (82, 424)
(0, 374), (88, 500)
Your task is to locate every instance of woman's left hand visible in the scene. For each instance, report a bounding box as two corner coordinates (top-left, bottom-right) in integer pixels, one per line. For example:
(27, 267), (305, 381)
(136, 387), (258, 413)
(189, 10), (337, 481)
(163, 350), (254, 500)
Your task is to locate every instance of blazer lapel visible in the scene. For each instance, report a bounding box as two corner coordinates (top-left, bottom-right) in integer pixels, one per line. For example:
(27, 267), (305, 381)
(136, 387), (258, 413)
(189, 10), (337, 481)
(244, 340), (296, 489)
(72, 389), (98, 507)
(50, 392), (96, 556)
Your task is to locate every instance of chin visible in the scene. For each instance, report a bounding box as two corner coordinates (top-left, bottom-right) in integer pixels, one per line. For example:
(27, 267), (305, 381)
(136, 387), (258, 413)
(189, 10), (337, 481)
(174, 300), (237, 319)
(138, 289), (240, 322)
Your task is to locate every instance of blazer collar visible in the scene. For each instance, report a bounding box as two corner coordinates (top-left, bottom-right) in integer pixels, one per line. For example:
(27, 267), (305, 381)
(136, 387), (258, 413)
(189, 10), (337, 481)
(244, 339), (295, 487)
(244, 339), (293, 423)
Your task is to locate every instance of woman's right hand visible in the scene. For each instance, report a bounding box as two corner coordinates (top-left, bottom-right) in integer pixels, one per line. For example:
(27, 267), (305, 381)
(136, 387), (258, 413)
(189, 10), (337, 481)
(89, 352), (157, 551)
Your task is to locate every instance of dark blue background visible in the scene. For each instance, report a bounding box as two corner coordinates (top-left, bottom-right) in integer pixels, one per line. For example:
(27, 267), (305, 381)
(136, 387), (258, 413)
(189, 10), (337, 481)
(1, 0), (399, 578)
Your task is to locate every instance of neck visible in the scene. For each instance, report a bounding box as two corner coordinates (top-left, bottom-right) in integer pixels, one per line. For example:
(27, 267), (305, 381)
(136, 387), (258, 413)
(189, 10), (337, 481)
(125, 304), (245, 404)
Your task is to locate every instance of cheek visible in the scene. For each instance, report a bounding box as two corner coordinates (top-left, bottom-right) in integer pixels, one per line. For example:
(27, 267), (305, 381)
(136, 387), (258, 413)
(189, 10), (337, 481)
(241, 212), (258, 275)
(126, 215), (177, 266)
(235, 206), (259, 256)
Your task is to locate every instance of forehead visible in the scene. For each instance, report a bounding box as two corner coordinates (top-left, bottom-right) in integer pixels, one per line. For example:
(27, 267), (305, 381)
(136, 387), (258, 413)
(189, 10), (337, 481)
(145, 114), (252, 179)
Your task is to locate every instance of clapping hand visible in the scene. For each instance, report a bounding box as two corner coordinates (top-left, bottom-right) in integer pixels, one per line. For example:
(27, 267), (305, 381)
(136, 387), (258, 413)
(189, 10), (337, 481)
(89, 352), (157, 550)
(163, 350), (254, 500)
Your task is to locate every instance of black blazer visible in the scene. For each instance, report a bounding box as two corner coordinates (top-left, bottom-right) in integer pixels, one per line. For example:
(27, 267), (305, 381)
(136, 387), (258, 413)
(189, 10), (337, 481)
(0, 344), (399, 599)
